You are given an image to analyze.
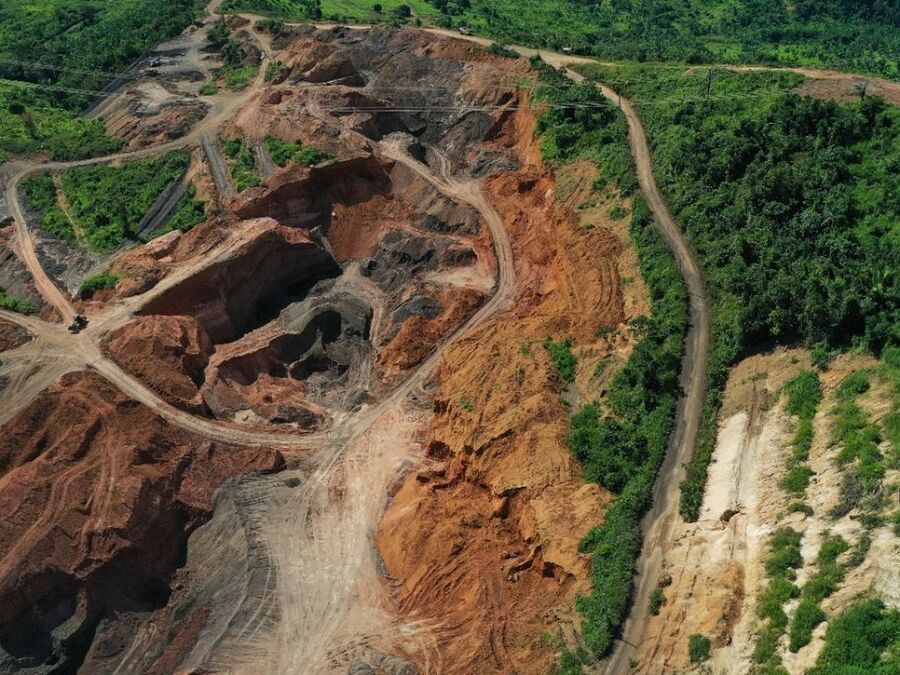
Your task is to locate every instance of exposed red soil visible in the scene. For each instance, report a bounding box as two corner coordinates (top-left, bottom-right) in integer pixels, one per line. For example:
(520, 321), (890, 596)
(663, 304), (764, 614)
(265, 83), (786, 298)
(0, 371), (282, 668)
(376, 93), (637, 673)
(377, 287), (485, 380)
(102, 315), (212, 414)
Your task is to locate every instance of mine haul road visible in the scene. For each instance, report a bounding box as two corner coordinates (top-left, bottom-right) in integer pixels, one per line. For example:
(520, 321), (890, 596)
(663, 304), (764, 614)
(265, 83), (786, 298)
(10, 6), (895, 672)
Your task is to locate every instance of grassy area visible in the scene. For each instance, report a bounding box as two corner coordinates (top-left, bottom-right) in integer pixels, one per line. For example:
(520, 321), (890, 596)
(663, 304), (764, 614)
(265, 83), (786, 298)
(0, 287), (36, 315)
(78, 271), (120, 298)
(752, 527), (803, 670)
(222, 137), (263, 191)
(788, 534), (849, 652)
(59, 152), (189, 252)
(224, 64), (257, 88)
(779, 371), (822, 496)
(264, 135), (334, 167)
(830, 371), (888, 518)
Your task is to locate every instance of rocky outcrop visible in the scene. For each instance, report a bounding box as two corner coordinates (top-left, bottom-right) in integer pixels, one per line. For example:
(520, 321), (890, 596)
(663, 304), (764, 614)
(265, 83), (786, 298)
(230, 157), (392, 229)
(102, 315), (213, 414)
(278, 37), (363, 85)
(138, 218), (340, 343)
(0, 371), (283, 674)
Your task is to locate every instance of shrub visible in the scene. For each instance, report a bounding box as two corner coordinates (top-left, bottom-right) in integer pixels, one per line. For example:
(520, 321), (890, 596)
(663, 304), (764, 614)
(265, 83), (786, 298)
(264, 59), (285, 82)
(0, 287), (36, 314)
(265, 135), (334, 167)
(788, 598), (826, 652)
(837, 371), (870, 401)
(487, 42), (519, 59)
(784, 370), (822, 419)
(79, 271), (120, 297)
(544, 337), (577, 383)
(688, 634), (711, 663)
(649, 587), (666, 615)
(809, 600), (900, 673)
(781, 464), (814, 494)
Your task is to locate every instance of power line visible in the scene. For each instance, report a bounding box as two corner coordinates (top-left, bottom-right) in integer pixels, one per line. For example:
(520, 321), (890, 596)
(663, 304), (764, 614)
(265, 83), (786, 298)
(0, 57), (142, 81)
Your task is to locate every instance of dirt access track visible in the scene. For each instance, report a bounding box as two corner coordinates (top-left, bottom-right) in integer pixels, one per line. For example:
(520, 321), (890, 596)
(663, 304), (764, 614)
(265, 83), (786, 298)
(7, 2), (889, 672)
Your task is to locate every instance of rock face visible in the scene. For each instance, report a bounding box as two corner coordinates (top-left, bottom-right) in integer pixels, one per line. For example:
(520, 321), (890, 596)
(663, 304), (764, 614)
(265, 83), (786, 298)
(138, 217), (341, 344)
(0, 319), (31, 353)
(0, 371), (283, 674)
(102, 315), (213, 414)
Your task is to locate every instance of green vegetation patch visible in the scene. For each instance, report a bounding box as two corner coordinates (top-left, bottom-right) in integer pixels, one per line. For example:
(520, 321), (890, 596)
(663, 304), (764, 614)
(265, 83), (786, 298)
(23, 174), (76, 245)
(753, 527), (803, 669)
(688, 634), (711, 664)
(147, 186), (207, 240)
(265, 135), (334, 167)
(808, 599), (900, 674)
(829, 370), (889, 518)
(543, 337), (576, 384)
(788, 534), (849, 652)
(60, 152), (189, 252)
(0, 287), (36, 315)
(222, 138), (263, 191)
(778, 370), (822, 496)
(79, 271), (120, 298)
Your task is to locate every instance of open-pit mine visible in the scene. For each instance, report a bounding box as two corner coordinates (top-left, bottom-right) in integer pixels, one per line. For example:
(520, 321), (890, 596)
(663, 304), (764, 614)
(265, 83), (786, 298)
(0, 11), (653, 675)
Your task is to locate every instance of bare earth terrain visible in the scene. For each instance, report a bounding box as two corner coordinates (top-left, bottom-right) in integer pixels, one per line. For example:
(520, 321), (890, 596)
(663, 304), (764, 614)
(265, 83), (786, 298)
(5, 3), (896, 674)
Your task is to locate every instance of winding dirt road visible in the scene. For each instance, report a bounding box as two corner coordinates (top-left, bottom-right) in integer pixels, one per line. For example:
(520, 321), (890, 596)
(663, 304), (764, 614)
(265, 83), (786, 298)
(18, 7), (885, 673)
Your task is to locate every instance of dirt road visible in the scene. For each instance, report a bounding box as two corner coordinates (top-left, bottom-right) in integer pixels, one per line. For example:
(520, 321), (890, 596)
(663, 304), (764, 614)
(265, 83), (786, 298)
(589, 80), (710, 675)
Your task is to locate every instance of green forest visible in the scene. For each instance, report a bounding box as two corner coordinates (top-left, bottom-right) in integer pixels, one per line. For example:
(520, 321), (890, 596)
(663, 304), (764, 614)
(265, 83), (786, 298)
(428, 0), (900, 77)
(577, 64), (900, 521)
(222, 0), (900, 77)
(0, 0), (205, 162)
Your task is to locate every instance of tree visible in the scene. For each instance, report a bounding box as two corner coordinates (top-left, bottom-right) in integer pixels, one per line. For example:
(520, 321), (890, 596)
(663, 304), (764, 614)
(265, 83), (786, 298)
(373, 3), (382, 13)
(394, 4), (412, 20)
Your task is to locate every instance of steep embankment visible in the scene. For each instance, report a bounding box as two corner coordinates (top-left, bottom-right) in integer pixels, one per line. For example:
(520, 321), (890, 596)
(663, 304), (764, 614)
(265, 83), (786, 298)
(635, 349), (900, 674)
(376, 99), (650, 672)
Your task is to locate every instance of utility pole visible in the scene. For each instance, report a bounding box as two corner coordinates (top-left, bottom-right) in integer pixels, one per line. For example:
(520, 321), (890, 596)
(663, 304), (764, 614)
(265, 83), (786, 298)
(706, 68), (713, 99)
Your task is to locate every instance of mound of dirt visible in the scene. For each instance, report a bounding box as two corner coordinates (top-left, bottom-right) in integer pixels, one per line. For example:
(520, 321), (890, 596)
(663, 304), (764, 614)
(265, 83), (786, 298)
(0, 371), (283, 674)
(0, 320), (31, 353)
(102, 315), (213, 414)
